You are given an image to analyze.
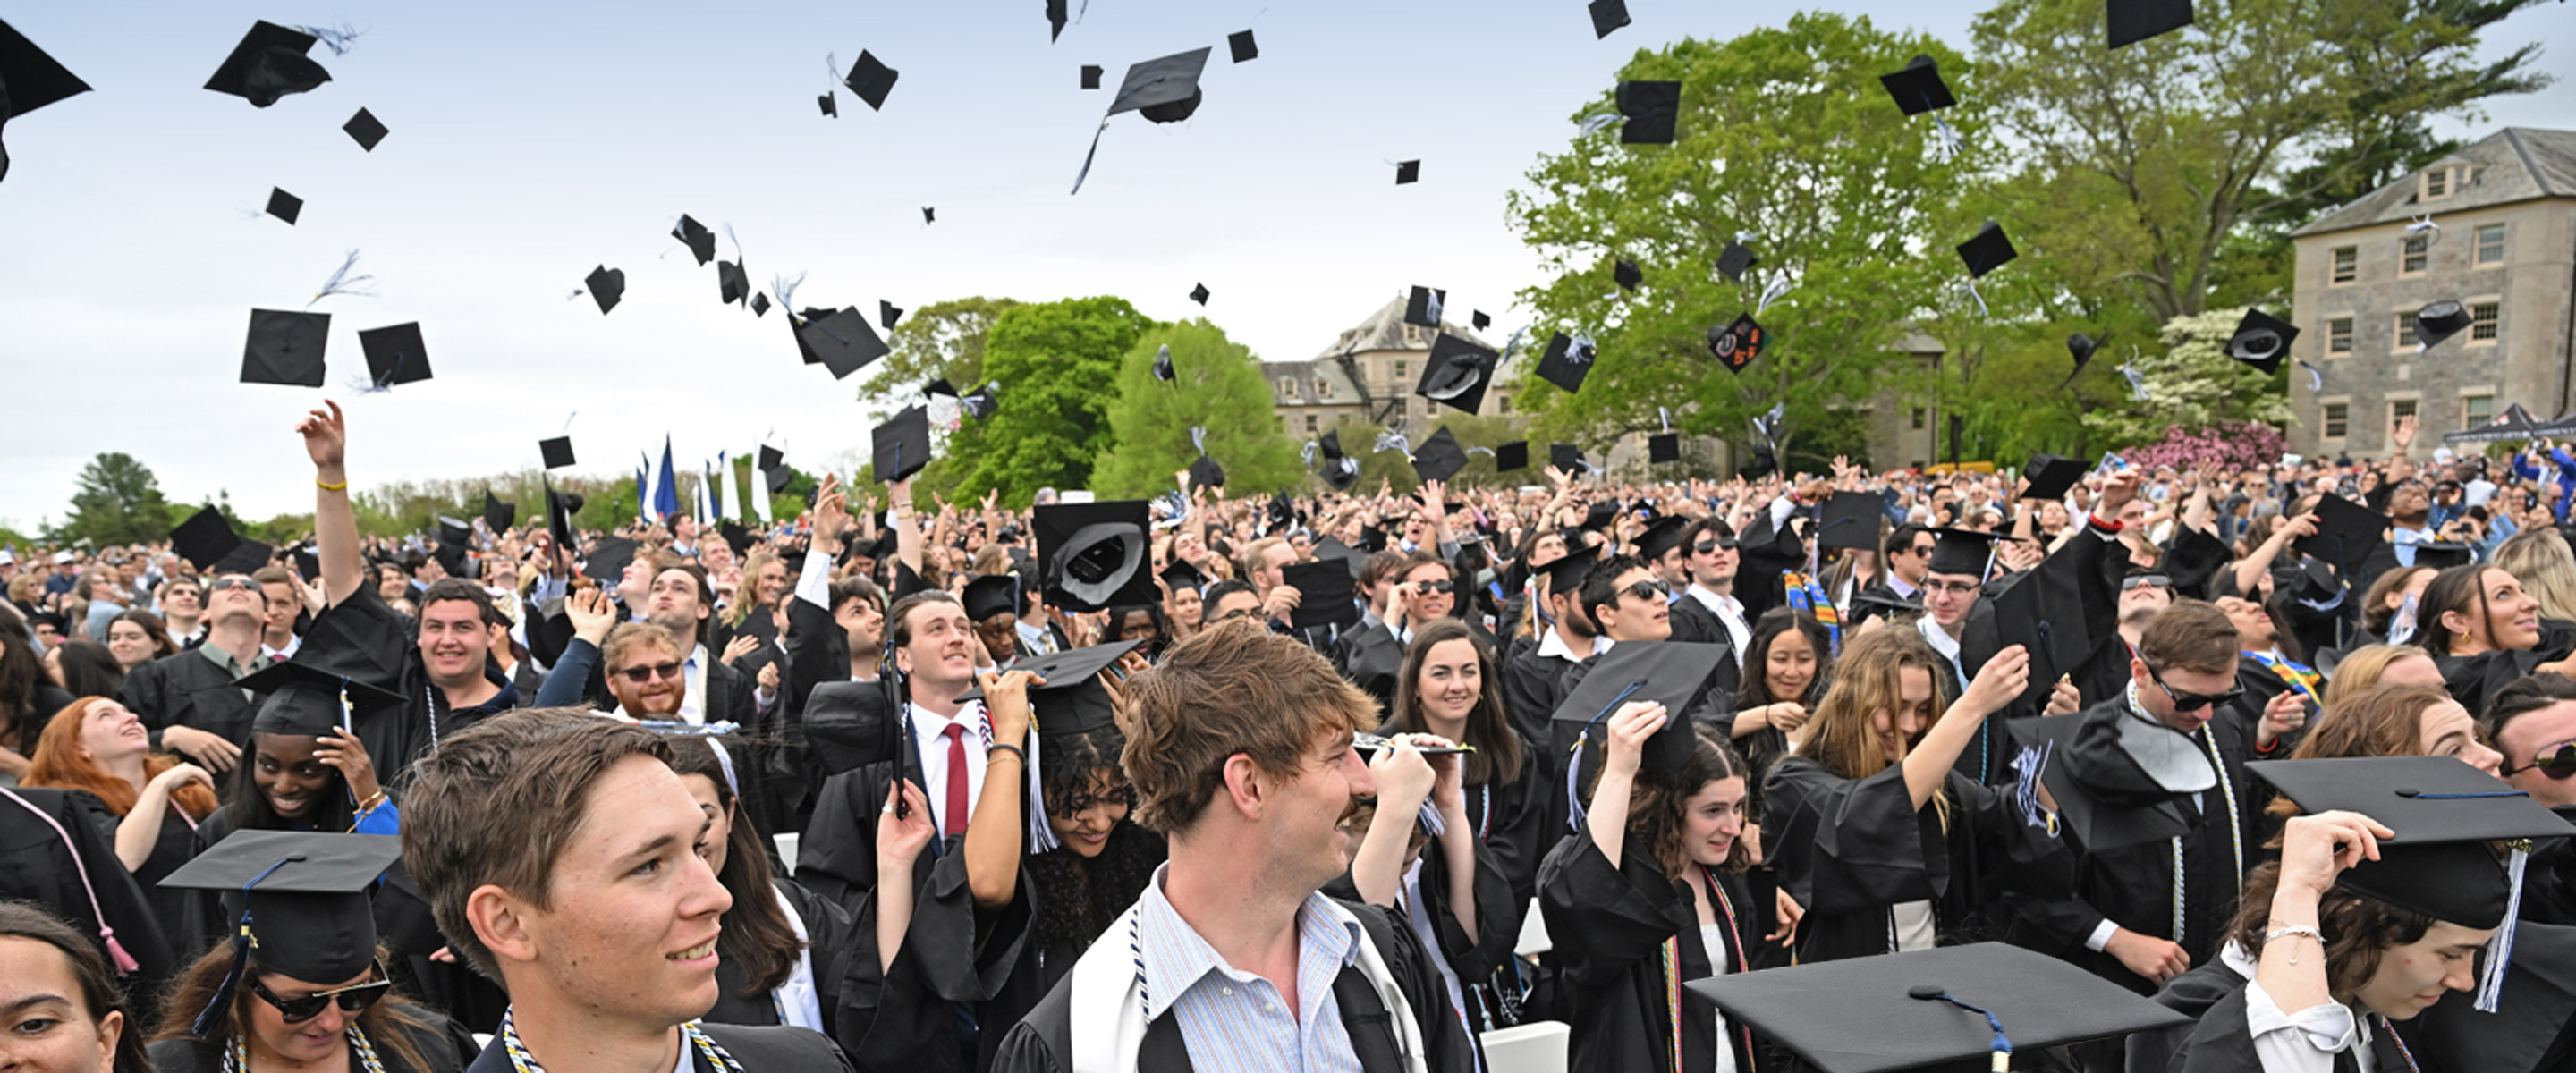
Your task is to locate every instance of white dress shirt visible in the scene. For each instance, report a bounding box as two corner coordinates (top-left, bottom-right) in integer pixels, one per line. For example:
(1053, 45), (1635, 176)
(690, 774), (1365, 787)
(1688, 585), (1751, 670)
(909, 699), (990, 834)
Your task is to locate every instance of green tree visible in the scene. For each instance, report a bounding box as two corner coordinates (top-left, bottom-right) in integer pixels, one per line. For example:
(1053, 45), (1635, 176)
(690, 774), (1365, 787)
(2081, 308), (2292, 448)
(944, 297), (1157, 505)
(1092, 320), (1304, 498)
(55, 453), (177, 545)
(1506, 14), (1977, 468)
(855, 296), (1022, 403)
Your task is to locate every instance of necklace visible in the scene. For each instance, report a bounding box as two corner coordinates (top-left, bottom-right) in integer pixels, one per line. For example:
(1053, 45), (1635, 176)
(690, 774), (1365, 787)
(497, 1010), (741, 1073)
(223, 1024), (385, 1073)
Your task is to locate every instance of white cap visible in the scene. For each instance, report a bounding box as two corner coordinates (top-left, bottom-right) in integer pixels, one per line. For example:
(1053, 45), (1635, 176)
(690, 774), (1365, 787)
(0, 550), (13, 566)
(52, 551), (76, 565)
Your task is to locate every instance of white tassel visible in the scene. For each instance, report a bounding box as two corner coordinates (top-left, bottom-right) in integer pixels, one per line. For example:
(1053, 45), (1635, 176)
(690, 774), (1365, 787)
(2474, 842), (2529, 1012)
(1757, 275), (1792, 314)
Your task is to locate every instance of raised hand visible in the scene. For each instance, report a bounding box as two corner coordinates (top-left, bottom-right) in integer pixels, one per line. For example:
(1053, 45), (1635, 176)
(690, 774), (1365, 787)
(313, 725), (381, 805)
(296, 400), (348, 474)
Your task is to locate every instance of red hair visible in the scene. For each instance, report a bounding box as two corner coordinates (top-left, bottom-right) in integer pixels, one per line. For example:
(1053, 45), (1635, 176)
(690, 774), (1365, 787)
(23, 697), (219, 820)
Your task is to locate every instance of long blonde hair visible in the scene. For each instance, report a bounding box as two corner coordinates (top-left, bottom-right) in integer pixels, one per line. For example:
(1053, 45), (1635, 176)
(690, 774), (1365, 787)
(2496, 528), (2576, 623)
(1797, 629), (1953, 828)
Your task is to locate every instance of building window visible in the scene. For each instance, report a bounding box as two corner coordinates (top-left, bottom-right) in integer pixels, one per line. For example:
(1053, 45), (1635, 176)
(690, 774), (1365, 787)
(1498, 396), (1513, 415)
(1392, 359), (1408, 381)
(2425, 168), (2449, 199)
(2463, 395), (2494, 430)
(2323, 402), (2349, 439)
(2395, 311), (2419, 350)
(1276, 377), (1295, 396)
(2475, 224), (2505, 265)
(2401, 233), (2429, 275)
(2390, 399), (2418, 434)
(1911, 408), (1927, 430)
(2330, 247), (2357, 284)
(2471, 301), (2500, 342)
(1313, 377), (1330, 398)
(2326, 317), (2352, 355)
(1304, 414), (1318, 432)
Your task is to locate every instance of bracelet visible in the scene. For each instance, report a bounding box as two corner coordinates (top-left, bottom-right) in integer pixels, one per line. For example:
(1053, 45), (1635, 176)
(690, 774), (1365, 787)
(354, 790), (387, 814)
(2264, 925), (2324, 964)
(987, 743), (1026, 765)
(317, 477), (349, 492)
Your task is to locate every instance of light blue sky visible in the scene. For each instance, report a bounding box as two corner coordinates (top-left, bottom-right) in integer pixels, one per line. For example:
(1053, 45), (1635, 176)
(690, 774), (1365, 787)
(3, 0), (2568, 529)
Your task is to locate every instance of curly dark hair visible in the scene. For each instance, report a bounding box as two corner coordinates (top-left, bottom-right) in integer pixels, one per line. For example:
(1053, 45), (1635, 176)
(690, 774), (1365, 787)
(2227, 861), (2435, 999)
(1029, 725), (1159, 953)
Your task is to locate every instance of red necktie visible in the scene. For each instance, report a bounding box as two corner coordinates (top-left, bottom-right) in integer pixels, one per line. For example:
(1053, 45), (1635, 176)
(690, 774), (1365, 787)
(941, 723), (970, 836)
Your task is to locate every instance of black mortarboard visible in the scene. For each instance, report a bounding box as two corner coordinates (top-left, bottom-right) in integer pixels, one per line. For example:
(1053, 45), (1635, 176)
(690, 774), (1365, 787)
(1648, 433), (1681, 464)
(204, 21), (329, 107)
(2411, 540), (2475, 570)
(1470, 310), (1491, 331)
(925, 378), (958, 399)
(922, 207), (936, 224)
(841, 49), (897, 110)
(1689, 942), (2191, 1073)
(1404, 286), (1445, 329)
(171, 506), (244, 570)
(1716, 241), (1758, 282)
(1011, 640), (1146, 738)
(717, 520), (753, 557)
(1108, 47), (1208, 123)
(342, 108), (386, 152)
(1046, 0), (1069, 40)
(1080, 64), (1102, 89)
(671, 215), (715, 265)
(265, 187), (301, 225)
(1320, 456), (1360, 493)
(2250, 756), (2571, 928)
(2225, 308), (2297, 374)
(584, 266), (623, 315)
(1988, 565), (2090, 689)
(1956, 220), (2016, 278)
(756, 444), (784, 472)
(765, 465), (792, 495)
(818, 91), (836, 117)
(1553, 642), (1728, 785)
(1188, 453), (1225, 490)
(1534, 331), (1593, 393)
(542, 479), (581, 563)
(236, 660), (404, 739)
(483, 491), (515, 533)
(1544, 544), (1600, 595)
(1152, 344), (1174, 382)
(1613, 258), (1643, 291)
(1848, 589), (1923, 622)
(2293, 494), (2388, 575)
(1189, 282), (1210, 305)
(1496, 442), (1529, 471)
(2021, 453), (2089, 503)
(1878, 54), (1956, 115)
(1159, 560), (1206, 595)
(214, 539), (276, 577)
(163, 831), (403, 1027)
(1615, 80), (1680, 145)
(1925, 527), (1996, 579)
(1588, 0), (1631, 38)
(539, 436), (576, 469)
(1035, 501), (1157, 612)
(0, 20), (91, 183)
(357, 322), (430, 389)
(2064, 332), (2101, 384)
(1411, 427), (1468, 482)
(1707, 313), (1763, 373)
(961, 384), (999, 420)
(2108, 0), (2194, 47)
(717, 260), (748, 305)
(799, 308), (891, 378)
(241, 309), (330, 387)
(871, 404), (932, 482)
(879, 300), (903, 330)
(1418, 334), (1496, 414)
(1394, 159), (1419, 184)
(2008, 705), (2203, 853)
(1283, 561), (1360, 630)
(1551, 443), (1586, 473)
(962, 573), (1022, 621)
(2415, 300), (2471, 350)
(1312, 536), (1364, 576)
(581, 535), (637, 584)
(751, 292), (770, 316)
(1228, 30), (1258, 63)
(1816, 491), (1885, 552)
(1636, 515), (1689, 562)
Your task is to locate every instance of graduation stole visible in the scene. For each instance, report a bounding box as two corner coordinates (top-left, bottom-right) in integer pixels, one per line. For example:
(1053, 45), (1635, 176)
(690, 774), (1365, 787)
(1780, 570), (1843, 655)
(2241, 648), (2321, 703)
(1660, 866), (1751, 1073)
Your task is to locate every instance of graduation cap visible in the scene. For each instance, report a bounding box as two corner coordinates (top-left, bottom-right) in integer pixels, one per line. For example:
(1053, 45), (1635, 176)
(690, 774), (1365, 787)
(1069, 47), (1210, 193)
(2411, 540), (2475, 570)
(1613, 258), (1643, 291)
(1046, 0), (1069, 40)
(962, 573), (1022, 621)
(265, 187), (301, 224)
(581, 535), (639, 584)
(1707, 313), (1763, 373)
(671, 215), (715, 266)
(1716, 241), (1758, 283)
(1554, 643), (1732, 814)
(1614, 80), (1680, 145)
(1533, 331), (1594, 393)
(541, 480), (581, 565)
(1417, 334), (1497, 414)
(1227, 30), (1258, 63)
(921, 207), (936, 224)
(1188, 283), (1210, 305)
(170, 505), (245, 570)
(2108, 0), (2194, 48)
(1647, 433), (1681, 464)
(871, 405), (932, 483)
(1188, 453), (1225, 490)
(1159, 560), (1206, 595)
(1636, 515), (1689, 562)
(879, 300), (903, 330)
(1283, 561), (1360, 630)
(2251, 756), (2570, 932)
(235, 660), (405, 739)
(583, 266), (623, 315)
(241, 309), (330, 387)
(204, 21), (329, 107)
(342, 108), (386, 152)
(717, 520), (753, 558)
(1543, 544), (1601, 596)
(539, 436), (576, 470)
(716, 261), (749, 306)
(1411, 427), (1468, 482)
(2010, 705), (2203, 852)
(1470, 310), (1491, 331)
(764, 464), (792, 495)
(1035, 501), (1157, 612)
(1815, 491), (1886, 552)
(1924, 527), (1997, 580)
(1588, 0), (1631, 38)
(1956, 220), (2017, 278)
(163, 831), (405, 1035)
(797, 308), (891, 378)
(1394, 159), (1419, 184)
(1080, 64), (1102, 89)
(2225, 308), (2297, 374)
(839, 49), (898, 110)
(357, 322), (430, 389)
(2020, 454), (2089, 503)
(1152, 344), (1174, 382)
(0, 19), (92, 184)
(1878, 54), (1956, 115)
(1013, 640), (1147, 739)
(1495, 441), (1530, 472)
(2292, 493), (2388, 575)
(1551, 443), (1587, 473)
(1320, 456), (1360, 493)
(482, 491), (515, 533)
(755, 444), (784, 474)
(2415, 300), (2472, 350)
(750, 292), (771, 317)
(1847, 589), (1923, 623)
(1403, 286), (1445, 329)
(818, 91), (836, 117)
(1689, 942), (2191, 1073)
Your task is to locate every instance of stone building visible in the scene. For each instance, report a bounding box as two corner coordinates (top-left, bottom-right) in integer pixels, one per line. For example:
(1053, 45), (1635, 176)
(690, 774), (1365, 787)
(1262, 294), (1513, 440)
(2288, 128), (2576, 457)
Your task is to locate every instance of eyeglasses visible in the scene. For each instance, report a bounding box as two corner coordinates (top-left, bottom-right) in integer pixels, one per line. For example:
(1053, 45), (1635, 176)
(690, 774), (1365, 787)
(1693, 539), (1738, 554)
(250, 964), (391, 1024)
(2148, 667), (2244, 714)
(2501, 741), (2576, 781)
(2121, 575), (2173, 592)
(1414, 580), (1456, 595)
(207, 577), (260, 593)
(1621, 579), (1668, 602)
(1214, 607), (1258, 622)
(1922, 579), (1981, 596)
(617, 661), (683, 683)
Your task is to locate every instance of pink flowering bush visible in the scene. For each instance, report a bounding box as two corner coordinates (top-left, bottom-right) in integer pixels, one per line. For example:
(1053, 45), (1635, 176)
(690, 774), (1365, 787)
(2121, 422), (2290, 471)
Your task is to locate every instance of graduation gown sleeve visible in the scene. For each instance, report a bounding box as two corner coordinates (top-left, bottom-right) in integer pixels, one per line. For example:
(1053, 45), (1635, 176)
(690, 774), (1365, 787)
(0, 786), (177, 985)
(532, 638), (602, 708)
(1500, 651), (1570, 753)
(1476, 747), (1552, 910)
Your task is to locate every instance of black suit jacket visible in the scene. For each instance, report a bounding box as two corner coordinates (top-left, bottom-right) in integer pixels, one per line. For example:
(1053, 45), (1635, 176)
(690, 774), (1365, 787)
(1662, 592), (1744, 701)
(467, 1020), (853, 1073)
(122, 648), (258, 751)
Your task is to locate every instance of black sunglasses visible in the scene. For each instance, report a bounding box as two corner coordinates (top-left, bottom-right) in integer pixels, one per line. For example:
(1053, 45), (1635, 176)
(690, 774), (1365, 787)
(1621, 579), (1669, 602)
(1414, 579), (1456, 595)
(1693, 539), (1738, 554)
(250, 965), (390, 1023)
(2121, 575), (2172, 592)
(2148, 667), (2243, 714)
(2501, 741), (2576, 781)
(616, 661), (683, 684)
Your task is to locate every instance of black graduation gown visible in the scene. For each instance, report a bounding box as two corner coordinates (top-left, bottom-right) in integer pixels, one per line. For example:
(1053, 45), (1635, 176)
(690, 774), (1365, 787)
(1664, 595), (1745, 697)
(2129, 957), (2250, 1073)
(2413, 922), (2576, 1073)
(1759, 756), (2063, 965)
(704, 878), (854, 1038)
(74, 799), (213, 954)
(122, 648), (259, 755)
(0, 785), (177, 985)
(1501, 646), (1581, 756)
(1335, 623), (1408, 713)
(148, 1001), (476, 1073)
(2169, 983), (2421, 1073)
(2433, 618), (2576, 715)
(1537, 827), (1766, 1073)
(293, 586), (526, 786)
(987, 897), (1477, 1073)
(464, 1019), (855, 1073)
(979, 824), (1167, 1071)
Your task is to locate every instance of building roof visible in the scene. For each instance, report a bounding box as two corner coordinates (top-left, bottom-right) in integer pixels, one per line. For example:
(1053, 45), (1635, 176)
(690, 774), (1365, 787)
(1309, 293), (1490, 360)
(2292, 128), (2576, 237)
(1259, 356), (1366, 407)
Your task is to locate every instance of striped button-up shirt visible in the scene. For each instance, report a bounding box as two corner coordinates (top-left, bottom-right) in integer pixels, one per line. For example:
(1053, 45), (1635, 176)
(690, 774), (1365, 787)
(1135, 867), (1365, 1073)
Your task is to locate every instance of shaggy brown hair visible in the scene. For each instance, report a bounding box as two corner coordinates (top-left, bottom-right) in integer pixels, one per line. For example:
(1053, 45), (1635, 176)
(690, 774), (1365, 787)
(1117, 622), (1374, 834)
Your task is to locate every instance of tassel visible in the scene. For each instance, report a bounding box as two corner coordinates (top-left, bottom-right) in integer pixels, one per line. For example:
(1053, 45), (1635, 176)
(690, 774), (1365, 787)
(1911, 988), (2010, 1070)
(2474, 841), (2529, 1012)
(1025, 731), (1058, 853)
(1563, 681), (1646, 833)
(1965, 277), (1990, 318)
(309, 249), (376, 306)
(1577, 111), (1622, 136)
(1757, 275), (1792, 314)
(100, 929), (139, 975)
(293, 22), (363, 55)
(1930, 117), (1962, 163)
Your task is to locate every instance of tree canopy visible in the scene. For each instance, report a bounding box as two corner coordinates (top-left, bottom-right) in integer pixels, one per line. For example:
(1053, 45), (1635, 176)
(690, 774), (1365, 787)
(55, 452), (178, 546)
(942, 296), (1157, 506)
(1092, 320), (1304, 499)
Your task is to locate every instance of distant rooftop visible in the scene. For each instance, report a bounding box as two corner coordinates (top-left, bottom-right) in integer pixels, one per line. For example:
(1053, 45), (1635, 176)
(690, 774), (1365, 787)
(2292, 127), (2576, 237)
(1309, 293), (1491, 360)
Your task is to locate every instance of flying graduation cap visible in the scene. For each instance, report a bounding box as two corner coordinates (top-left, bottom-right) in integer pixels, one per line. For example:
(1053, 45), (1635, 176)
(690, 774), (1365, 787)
(265, 187), (302, 224)
(818, 91), (836, 117)
(1495, 441), (1530, 472)
(1588, 0), (1631, 38)
(1035, 501), (1157, 612)
(240, 309), (331, 387)
(1470, 310), (1491, 331)
(879, 300), (903, 330)
(1228, 30), (1258, 63)
(0, 18), (93, 185)
(836, 49), (898, 110)
(794, 307), (891, 378)
(1394, 159), (1420, 184)
(672, 215), (716, 266)
(2108, 0), (2195, 48)
(1614, 80), (1680, 144)
(2063, 331), (2102, 387)
(1410, 427), (1469, 482)
(482, 490), (516, 533)
(1403, 286), (1445, 329)
(871, 405), (932, 482)
(1072, 46), (1210, 194)
(1151, 344), (1174, 382)
(1715, 240), (1758, 282)
(341, 108), (387, 151)
(717, 260), (749, 306)
(1417, 334), (1497, 414)
(356, 322), (430, 389)
(1189, 283), (1210, 305)
(1707, 313), (1763, 373)
(1879, 54), (1957, 115)
(1956, 220), (2017, 278)
(2415, 300), (2472, 350)
(539, 435), (575, 469)
(1613, 258), (1643, 292)
(2224, 308), (2298, 374)
(1533, 331), (1594, 393)
(1080, 64), (1102, 89)
(170, 505), (248, 570)
(582, 266), (624, 315)
(204, 21), (331, 107)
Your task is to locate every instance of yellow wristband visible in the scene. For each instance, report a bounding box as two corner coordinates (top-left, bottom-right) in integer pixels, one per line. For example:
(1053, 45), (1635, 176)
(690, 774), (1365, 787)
(317, 477), (349, 492)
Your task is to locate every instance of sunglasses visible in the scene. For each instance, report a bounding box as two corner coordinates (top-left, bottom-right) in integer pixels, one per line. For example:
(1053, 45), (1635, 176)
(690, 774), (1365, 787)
(2501, 741), (2576, 781)
(2148, 667), (2244, 714)
(1414, 580), (1456, 595)
(1621, 579), (1669, 602)
(2121, 575), (2173, 592)
(617, 661), (683, 684)
(250, 965), (391, 1024)
(1693, 539), (1739, 554)
(207, 576), (261, 593)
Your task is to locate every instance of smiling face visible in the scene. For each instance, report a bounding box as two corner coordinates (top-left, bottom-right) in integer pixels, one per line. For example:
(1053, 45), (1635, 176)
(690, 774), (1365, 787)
(415, 597), (493, 689)
(1681, 774), (1750, 869)
(1411, 638), (1481, 731)
(1398, 562), (1453, 622)
(895, 601), (979, 689)
(1762, 628), (1818, 704)
(1869, 666), (1938, 764)
(1265, 731), (1377, 891)
(753, 562), (788, 606)
(608, 640), (685, 717)
(514, 754), (731, 1028)
(161, 582), (201, 620)
(102, 621), (155, 669)
(1165, 585), (1202, 629)
(245, 963), (377, 1065)
(0, 935), (123, 1073)
(252, 733), (335, 822)
(2352, 920), (2493, 1021)
(1922, 570), (1980, 629)
(1046, 768), (1131, 858)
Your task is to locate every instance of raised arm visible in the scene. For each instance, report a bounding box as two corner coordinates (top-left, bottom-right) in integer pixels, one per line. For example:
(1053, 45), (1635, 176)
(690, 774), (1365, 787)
(297, 401), (364, 607)
(962, 669), (1037, 909)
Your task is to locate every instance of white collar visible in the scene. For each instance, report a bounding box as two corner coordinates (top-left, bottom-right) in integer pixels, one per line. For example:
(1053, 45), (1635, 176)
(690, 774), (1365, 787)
(1536, 629), (1609, 662)
(1917, 614), (1961, 661)
(1688, 584), (1739, 618)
